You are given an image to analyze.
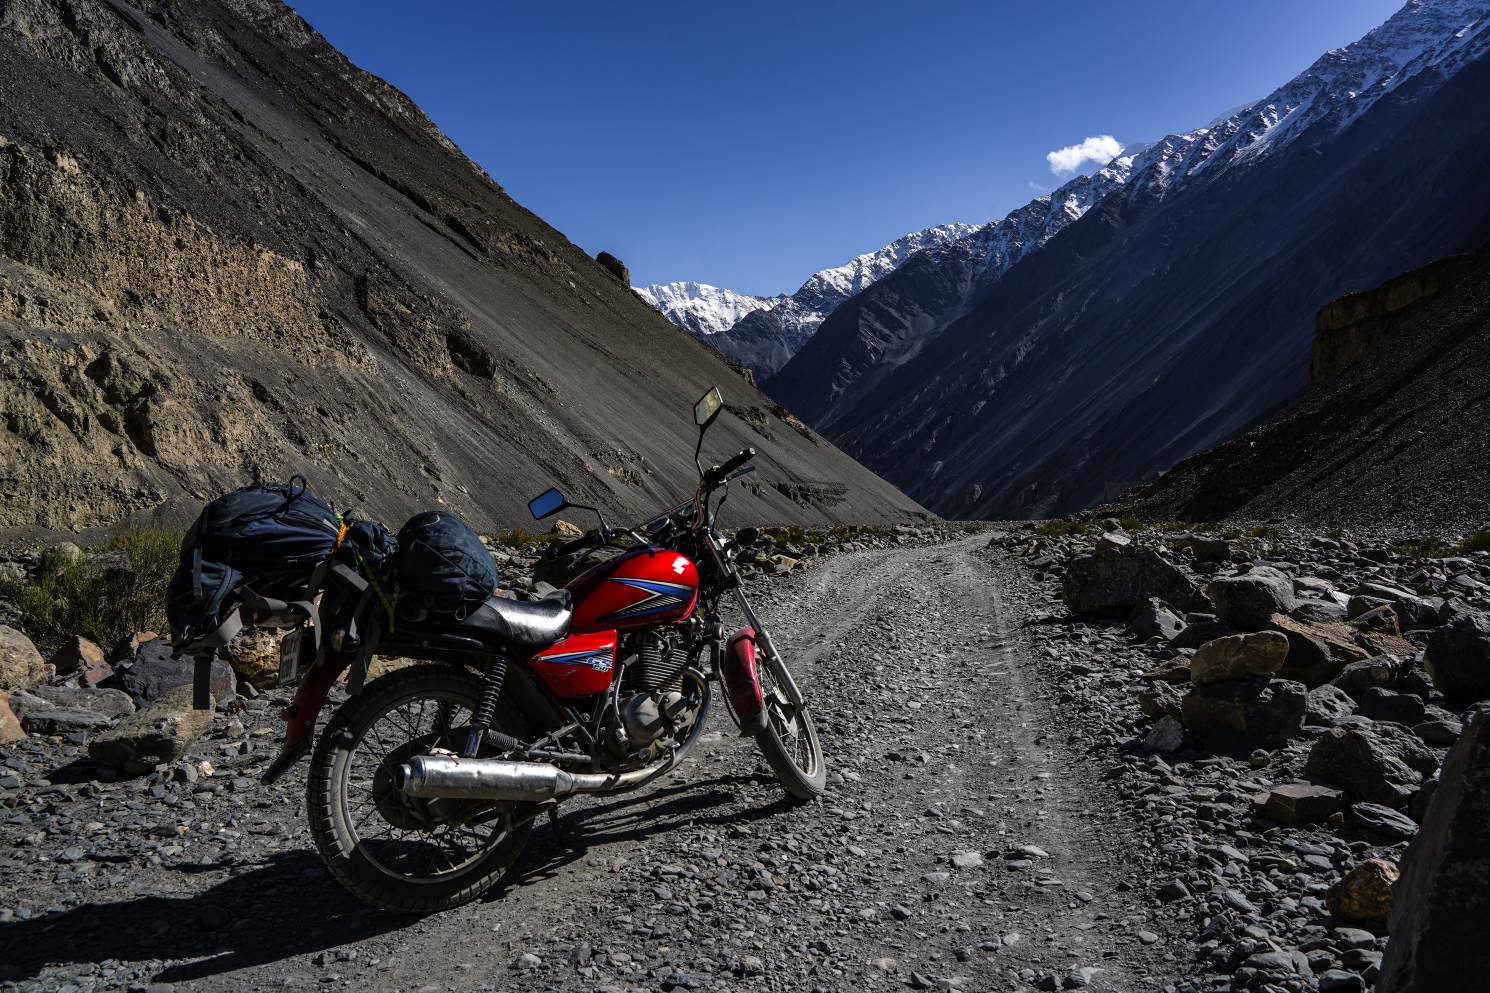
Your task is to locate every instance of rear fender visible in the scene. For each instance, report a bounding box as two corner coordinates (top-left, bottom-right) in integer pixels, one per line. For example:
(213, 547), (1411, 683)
(723, 627), (767, 735)
(260, 649), (356, 784)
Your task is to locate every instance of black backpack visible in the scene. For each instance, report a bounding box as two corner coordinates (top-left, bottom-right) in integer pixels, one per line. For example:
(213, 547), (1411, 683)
(393, 511), (496, 621)
(168, 478), (341, 643)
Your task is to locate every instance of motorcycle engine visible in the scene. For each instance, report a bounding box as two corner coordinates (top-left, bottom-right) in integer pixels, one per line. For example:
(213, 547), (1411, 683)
(603, 632), (696, 764)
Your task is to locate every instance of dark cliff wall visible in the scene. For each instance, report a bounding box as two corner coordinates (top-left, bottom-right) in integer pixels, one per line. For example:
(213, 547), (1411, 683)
(1312, 249), (1484, 385)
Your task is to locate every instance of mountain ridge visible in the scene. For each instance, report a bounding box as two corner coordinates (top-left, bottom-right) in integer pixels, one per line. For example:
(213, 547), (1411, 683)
(638, 222), (975, 377)
(765, 0), (1490, 517)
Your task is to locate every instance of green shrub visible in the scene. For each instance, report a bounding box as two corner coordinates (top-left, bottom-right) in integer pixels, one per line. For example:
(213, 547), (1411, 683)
(1455, 531), (1490, 554)
(488, 527), (565, 549)
(1031, 518), (1086, 539)
(1392, 535), (1449, 559)
(0, 526), (183, 657)
(1390, 531), (1490, 559)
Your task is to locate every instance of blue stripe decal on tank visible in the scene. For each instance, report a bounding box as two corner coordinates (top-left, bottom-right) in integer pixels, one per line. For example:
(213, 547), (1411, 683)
(535, 649), (612, 672)
(599, 577), (693, 621)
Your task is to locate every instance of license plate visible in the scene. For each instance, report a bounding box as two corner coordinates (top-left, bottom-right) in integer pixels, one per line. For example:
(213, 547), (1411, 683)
(277, 628), (304, 687)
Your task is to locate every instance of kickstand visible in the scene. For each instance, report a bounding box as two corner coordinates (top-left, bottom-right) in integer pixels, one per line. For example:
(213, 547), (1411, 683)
(548, 806), (571, 848)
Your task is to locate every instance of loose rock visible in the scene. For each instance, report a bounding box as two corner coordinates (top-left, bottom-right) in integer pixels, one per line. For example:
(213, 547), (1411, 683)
(1208, 567), (1296, 631)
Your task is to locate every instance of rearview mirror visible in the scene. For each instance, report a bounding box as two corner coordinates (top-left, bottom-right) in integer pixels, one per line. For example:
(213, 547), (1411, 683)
(693, 387), (724, 429)
(528, 487), (566, 520)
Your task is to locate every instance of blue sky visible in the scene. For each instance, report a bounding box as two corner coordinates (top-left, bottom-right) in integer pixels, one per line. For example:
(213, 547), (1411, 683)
(291, 0), (1403, 297)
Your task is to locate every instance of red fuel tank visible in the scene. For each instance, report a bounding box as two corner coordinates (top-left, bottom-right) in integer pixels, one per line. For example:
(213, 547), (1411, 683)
(566, 546), (700, 633)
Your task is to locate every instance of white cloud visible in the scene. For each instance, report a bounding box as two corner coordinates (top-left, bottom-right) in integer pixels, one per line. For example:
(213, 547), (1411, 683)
(1045, 135), (1123, 176)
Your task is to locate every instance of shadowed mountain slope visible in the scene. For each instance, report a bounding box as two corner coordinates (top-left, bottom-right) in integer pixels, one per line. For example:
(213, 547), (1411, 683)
(0, 0), (926, 538)
(765, 1), (1490, 520)
(1114, 241), (1490, 530)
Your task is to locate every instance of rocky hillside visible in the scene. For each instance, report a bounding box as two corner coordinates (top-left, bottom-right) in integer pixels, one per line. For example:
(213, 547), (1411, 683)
(1115, 241), (1490, 530)
(0, 0), (926, 542)
(765, 0), (1490, 520)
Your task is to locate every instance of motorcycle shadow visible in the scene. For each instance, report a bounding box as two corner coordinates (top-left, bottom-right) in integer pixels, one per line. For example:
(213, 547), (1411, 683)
(489, 772), (792, 896)
(0, 848), (404, 985)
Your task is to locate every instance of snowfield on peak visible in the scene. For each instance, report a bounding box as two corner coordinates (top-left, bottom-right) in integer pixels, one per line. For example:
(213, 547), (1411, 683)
(633, 281), (784, 338)
(639, 222), (977, 376)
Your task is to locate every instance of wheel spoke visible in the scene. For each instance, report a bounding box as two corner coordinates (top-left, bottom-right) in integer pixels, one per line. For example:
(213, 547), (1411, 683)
(335, 682), (509, 881)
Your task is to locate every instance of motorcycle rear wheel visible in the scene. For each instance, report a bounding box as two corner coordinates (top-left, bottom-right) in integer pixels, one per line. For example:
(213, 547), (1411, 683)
(752, 664), (826, 800)
(306, 664), (534, 913)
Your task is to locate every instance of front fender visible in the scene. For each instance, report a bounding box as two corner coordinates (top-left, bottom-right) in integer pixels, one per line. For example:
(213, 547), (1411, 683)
(723, 627), (768, 735)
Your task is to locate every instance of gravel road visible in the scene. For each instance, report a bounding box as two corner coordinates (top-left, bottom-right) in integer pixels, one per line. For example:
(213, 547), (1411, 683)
(2, 537), (1192, 993)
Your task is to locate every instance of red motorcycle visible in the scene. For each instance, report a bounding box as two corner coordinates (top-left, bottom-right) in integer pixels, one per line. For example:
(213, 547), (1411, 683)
(251, 387), (824, 911)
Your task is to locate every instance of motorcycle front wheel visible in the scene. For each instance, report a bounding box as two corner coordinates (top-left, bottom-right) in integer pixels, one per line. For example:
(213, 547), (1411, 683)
(306, 664), (535, 913)
(752, 660), (826, 800)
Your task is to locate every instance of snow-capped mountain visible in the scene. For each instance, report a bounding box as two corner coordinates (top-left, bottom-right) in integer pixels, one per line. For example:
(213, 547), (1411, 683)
(766, 164), (1138, 428)
(768, 0), (1490, 519)
(637, 223), (976, 376)
(772, 0), (1490, 432)
(1113, 0), (1490, 202)
(633, 282), (784, 339)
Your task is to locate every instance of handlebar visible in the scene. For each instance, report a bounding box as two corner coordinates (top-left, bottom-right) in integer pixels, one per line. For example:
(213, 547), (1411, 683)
(702, 447), (755, 489)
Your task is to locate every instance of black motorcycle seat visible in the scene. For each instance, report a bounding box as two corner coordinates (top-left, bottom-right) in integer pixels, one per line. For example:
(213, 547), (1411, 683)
(458, 590), (573, 652)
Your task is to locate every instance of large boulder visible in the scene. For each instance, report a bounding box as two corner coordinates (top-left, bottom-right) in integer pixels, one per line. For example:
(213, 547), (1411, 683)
(1190, 537), (1232, 564)
(1425, 611), (1490, 704)
(1181, 677), (1307, 750)
(1061, 544), (1209, 617)
(1189, 631), (1289, 686)
(1208, 567), (1296, 631)
(1358, 687), (1427, 725)
(1137, 680), (1185, 721)
(223, 629), (283, 691)
(1129, 597), (1186, 641)
(1378, 704), (1490, 993)
(1168, 617), (1237, 651)
(88, 684), (215, 775)
(1269, 614), (1371, 686)
(1304, 724), (1439, 807)
(0, 690), (24, 744)
(23, 684), (135, 718)
(1331, 657), (1400, 702)
(1305, 684), (1358, 726)
(19, 705), (114, 735)
(1350, 802), (1419, 840)
(1327, 858), (1399, 925)
(0, 625), (49, 692)
(1260, 782), (1344, 826)
(114, 638), (233, 704)
(1353, 582), (1442, 628)
(52, 636), (112, 687)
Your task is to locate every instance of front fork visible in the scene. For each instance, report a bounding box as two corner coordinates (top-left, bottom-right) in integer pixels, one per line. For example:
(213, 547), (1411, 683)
(732, 588), (806, 708)
(705, 530), (807, 716)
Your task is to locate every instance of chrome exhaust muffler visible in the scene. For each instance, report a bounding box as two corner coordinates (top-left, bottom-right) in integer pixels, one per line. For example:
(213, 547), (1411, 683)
(396, 755), (662, 801)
